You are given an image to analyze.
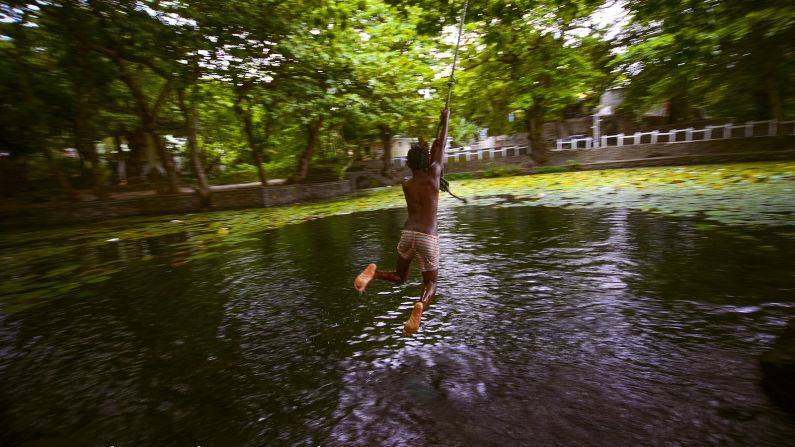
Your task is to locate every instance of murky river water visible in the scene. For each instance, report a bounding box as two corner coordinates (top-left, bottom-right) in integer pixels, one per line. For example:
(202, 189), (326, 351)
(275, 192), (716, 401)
(1, 205), (794, 446)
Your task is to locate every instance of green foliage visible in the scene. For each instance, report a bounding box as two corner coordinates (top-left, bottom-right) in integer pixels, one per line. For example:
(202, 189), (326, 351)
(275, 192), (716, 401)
(209, 164), (261, 185)
(449, 118), (481, 146)
(443, 163), (523, 180)
(444, 172), (476, 181)
(618, 0), (795, 121)
(3, 0), (793, 200)
(567, 159), (581, 170)
(534, 166), (568, 174)
(482, 162), (524, 178)
(264, 155), (299, 180)
(449, 1), (614, 161)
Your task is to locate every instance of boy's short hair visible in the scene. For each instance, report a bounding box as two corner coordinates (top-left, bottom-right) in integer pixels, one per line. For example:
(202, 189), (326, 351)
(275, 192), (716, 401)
(406, 142), (430, 171)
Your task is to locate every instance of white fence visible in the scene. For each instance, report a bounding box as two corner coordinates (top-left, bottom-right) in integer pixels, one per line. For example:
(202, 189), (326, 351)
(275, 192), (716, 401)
(392, 145), (527, 167)
(556, 119), (795, 150)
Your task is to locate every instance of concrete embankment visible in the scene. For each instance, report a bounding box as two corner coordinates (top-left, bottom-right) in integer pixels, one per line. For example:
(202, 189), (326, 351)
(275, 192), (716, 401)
(1, 180), (352, 227)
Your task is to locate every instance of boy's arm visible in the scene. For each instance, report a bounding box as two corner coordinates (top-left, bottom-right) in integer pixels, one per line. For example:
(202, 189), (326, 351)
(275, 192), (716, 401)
(430, 108), (450, 167)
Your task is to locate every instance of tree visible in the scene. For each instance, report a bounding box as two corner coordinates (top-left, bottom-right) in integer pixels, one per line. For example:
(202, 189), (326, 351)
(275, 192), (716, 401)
(177, 86), (212, 205)
(78, 0), (188, 194)
(0, 3), (80, 198)
(618, 0), (795, 124)
(193, 0), (303, 186)
(455, 0), (609, 163)
(352, 1), (441, 176)
(55, 0), (120, 199)
(271, 0), (438, 182)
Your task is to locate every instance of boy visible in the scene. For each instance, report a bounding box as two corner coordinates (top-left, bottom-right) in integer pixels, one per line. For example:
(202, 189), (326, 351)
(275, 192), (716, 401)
(354, 108), (450, 334)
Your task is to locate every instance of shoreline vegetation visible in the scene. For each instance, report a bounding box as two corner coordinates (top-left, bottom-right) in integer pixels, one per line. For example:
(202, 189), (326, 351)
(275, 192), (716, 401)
(1, 161), (794, 312)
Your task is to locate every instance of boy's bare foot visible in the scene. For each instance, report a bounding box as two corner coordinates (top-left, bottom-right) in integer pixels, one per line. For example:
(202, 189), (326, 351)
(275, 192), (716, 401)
(403, 302), (424, 334)
(354, 263), (377, 293)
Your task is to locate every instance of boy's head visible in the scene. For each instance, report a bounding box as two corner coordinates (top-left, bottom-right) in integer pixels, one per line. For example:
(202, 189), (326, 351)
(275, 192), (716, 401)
(406, 142), (430, 171)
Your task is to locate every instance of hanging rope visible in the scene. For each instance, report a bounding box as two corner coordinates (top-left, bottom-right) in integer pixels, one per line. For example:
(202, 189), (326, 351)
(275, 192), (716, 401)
(439, 0), (469, 204)
(446, 0), (468, 110)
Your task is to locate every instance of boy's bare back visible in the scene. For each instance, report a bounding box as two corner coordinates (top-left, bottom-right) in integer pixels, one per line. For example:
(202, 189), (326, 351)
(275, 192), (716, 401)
(401, 162), (441, 236)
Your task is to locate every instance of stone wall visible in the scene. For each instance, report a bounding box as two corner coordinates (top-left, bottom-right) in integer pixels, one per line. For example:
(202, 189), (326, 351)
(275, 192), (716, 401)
(211, 186), (265, 210)
(2, 193), (201, 227)
(261, 180), (353, 207)
(547, 136), (795, 166)
(1, 180), (353, 227)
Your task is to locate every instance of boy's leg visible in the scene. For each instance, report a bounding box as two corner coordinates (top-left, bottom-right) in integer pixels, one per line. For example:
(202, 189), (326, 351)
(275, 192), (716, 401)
(354, 254), (411, 293)
(404, 269), (437, 334)
(419, 269), (438, 308)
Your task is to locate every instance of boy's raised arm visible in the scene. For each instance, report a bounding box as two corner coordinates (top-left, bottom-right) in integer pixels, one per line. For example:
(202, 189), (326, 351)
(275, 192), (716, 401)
(431, 108), (450, 166)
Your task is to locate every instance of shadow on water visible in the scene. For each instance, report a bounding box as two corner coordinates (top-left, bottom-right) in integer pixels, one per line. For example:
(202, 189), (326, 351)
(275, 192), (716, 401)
(1, 205), (794, 446)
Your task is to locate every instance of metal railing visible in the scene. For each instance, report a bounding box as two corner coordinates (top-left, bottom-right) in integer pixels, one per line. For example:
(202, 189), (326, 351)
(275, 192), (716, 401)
(555, 119), (795, 150)
(392, 145), (527, 167)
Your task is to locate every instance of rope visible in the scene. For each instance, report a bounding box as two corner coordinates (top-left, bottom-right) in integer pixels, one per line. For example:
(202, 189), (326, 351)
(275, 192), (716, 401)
(439, 0), (469, 204)
(445, 0), (469, 109)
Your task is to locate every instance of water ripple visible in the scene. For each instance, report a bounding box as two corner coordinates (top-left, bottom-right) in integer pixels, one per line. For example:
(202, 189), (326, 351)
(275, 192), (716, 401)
(1, 206), (794, 446)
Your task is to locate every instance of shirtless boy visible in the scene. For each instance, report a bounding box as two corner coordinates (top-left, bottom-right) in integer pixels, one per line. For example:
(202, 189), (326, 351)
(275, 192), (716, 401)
(354, 108), (450, 334)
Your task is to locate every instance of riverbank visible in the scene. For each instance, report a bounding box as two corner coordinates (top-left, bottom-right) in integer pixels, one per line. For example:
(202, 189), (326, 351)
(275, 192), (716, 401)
(2, 136), (794, 228)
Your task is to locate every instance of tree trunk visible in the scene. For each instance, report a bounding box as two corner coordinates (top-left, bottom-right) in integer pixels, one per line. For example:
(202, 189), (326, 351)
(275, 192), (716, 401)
(291, 118), (323, 183)
(86, 142), (108, 199)
(111, 56), (179, 194)
(525, 109), (547, 164)
(114, 134), (127, 184)
(234, 96), (268, 186)
(767, 79), (785, 136)
(178, 89), (212, 207)
(666, 94), (690, 123)
(42, 146), (76, 200)
(74, 35), (108, 200)
(125, 128), (146, 184)
(379, 124), (393, 177)
(13, 16), (75, 200)
(243, 109), (268, 186)
(75, 103), (108, 199)
(146, 125), (179, 194)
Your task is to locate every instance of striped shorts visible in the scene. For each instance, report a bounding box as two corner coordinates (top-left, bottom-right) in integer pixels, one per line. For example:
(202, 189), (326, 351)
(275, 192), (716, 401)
(397, 230), (440, 272)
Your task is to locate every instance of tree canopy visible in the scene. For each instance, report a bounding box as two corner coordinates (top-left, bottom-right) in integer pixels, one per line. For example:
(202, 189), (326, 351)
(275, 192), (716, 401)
(1, 0), (792, 199)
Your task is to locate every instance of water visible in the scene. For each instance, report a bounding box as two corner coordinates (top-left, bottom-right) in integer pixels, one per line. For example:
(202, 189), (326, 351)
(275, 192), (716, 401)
(1, 205), (794, 446)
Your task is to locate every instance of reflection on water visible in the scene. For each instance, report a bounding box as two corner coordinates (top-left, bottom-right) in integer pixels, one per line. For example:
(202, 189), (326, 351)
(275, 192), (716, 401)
(1, 206), (794, 446)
